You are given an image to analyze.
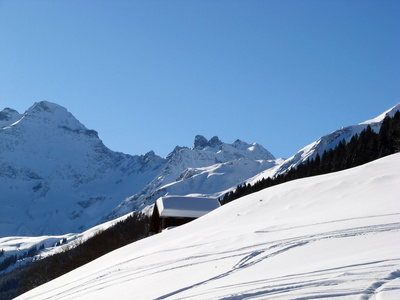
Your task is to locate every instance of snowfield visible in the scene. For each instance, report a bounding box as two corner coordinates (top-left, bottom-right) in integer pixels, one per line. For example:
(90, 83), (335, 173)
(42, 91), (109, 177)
(16, 154), (400, 299)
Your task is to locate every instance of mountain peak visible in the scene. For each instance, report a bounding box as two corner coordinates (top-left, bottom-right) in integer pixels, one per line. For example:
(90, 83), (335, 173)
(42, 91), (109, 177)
(193, 135), (222, 150)
(232, 139), (247, 148)
(28, 101), (70, 116)
(32, 101), (58, 112)
(193, 135), (208, 149)
(360, 102), (400, 125)
(0, 107), (19, 121)
(209, 136), (222, 147)
(18, 101), (90, 134)
(0, 101), (167, 236)
(0, 107), (22, 128)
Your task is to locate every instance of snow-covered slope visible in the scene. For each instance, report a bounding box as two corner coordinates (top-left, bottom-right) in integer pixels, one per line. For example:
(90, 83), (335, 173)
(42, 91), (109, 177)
(16, 153), (400, 300)
(0, 101), (166, 236)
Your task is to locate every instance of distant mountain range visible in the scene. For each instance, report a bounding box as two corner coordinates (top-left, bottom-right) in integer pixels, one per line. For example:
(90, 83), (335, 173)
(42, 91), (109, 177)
(1, 101), (399, 237)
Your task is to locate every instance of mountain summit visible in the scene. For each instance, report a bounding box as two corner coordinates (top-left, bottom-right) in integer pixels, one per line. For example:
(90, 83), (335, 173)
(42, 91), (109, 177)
(0, 101), (165, 236)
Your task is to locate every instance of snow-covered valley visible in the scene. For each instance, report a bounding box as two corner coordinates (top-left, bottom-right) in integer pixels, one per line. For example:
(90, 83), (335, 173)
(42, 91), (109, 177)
(15, 153), (400, 299)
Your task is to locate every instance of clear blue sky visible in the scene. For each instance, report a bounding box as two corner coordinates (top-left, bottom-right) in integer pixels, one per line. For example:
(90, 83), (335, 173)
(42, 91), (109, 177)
(1, 1), (399, 158)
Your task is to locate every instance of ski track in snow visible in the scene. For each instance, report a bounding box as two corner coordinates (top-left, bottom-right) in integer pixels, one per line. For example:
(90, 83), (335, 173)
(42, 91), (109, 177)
(24, 218), (400, 300)
(154, 221), (400, 300)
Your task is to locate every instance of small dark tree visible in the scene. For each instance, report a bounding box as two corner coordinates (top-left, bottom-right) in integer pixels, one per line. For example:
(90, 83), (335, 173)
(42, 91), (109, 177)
(27, 246), (37, 258)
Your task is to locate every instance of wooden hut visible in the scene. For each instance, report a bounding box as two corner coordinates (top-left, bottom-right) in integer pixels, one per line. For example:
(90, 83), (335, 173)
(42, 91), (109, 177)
(149, 196), (221, 233)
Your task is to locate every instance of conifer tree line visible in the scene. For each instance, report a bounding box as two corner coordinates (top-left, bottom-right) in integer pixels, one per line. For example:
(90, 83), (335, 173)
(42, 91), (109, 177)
(0, 245), (44, 273)
(220, 111), (400, 205)
(0, 212), (151, 300)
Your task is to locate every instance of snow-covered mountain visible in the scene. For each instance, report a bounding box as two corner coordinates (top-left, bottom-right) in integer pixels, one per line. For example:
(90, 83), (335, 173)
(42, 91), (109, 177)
(104, 135), (279, 220)
(0, 101), (276, 236)
(0, 101), (166, 236)
(247, 103), (400, 185)
(16, 153), (400, 300)
(108, 103), (400, 220)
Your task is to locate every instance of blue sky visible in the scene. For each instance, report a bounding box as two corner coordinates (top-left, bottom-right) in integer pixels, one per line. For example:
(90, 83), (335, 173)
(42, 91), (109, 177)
(1, 1), (399, 158)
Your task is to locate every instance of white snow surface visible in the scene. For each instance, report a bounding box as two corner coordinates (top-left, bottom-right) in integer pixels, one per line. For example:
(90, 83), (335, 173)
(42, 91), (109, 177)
(157, 196), (220, 218)
(360, 103), (400, 125)
(16, 154), (400, 300)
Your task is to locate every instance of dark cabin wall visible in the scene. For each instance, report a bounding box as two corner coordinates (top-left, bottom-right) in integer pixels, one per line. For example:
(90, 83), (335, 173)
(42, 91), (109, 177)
(149, 204), (161, 233)
(161, 217), (196, 232)
(149, 203), (197, 233)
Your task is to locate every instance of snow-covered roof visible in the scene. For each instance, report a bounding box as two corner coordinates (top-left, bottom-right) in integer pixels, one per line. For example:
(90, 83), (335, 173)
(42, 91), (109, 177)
(156, 196), (220, 218)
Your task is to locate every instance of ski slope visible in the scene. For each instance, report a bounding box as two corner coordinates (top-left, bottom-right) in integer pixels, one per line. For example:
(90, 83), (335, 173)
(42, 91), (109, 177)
(16, 154), (400, 299)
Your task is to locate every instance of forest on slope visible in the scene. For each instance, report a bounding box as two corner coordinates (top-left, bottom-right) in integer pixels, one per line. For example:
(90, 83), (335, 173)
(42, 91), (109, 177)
(220, 111), (400, 204)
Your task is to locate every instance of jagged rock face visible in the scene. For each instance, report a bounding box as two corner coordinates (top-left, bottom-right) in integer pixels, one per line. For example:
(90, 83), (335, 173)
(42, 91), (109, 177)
(193, 135), (209, 149)
(209, 136), (222, 148)
(193, 135), (223, 150)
